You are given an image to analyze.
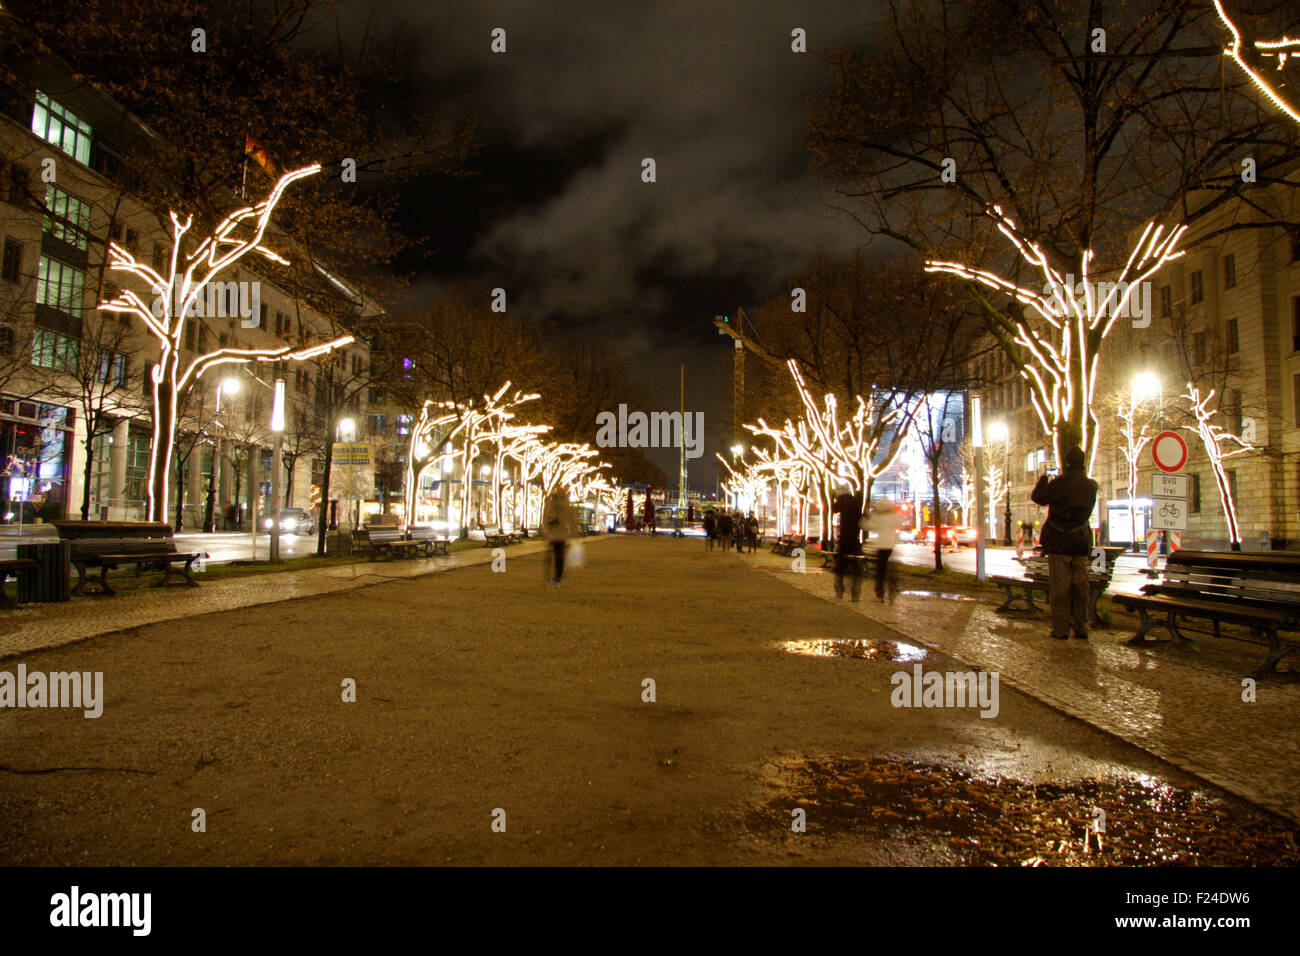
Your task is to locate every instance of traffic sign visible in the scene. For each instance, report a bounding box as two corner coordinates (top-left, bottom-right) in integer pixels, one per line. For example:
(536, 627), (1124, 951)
(1152, 431), (1187, 473)
(1152, 473), (1187, 498)
(1150, 497), (1187, 531)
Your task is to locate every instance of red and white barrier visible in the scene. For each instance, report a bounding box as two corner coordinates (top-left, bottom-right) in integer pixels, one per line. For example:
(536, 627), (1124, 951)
(1032, 523), (1042, 550)
(1146, 529), (1162, 570)
(1168, 530), (1182, 555)
(1014, 526), (1025, 558)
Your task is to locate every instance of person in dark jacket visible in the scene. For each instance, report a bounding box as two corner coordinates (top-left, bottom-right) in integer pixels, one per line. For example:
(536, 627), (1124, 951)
(744, 512), (760, 552)
(1030, 446), (1099, 640)
(702, 510), (717, 551)
(831, 486), (864, 600)
(717, 511), (734, 552)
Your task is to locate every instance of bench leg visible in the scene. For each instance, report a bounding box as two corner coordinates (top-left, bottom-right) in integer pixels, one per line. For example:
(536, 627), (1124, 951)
(1126, 609), (1188, 646)
(179, 558), (199, 587)
(71, 562), (89, 597)
(0, 574), (15, 610)
(1255, 625), (1299, 675)
(97, 564), (117, 598)
(996, 585), (1039, 614)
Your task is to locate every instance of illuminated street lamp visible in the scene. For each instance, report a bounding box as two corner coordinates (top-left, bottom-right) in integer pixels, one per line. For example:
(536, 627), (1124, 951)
(203, 377), (241, 533)
(269, 379), (285, 562)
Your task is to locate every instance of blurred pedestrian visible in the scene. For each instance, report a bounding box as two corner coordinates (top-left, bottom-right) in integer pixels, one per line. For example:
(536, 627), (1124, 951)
(831, 485), (864, 600)
(542, 486), (582, 587)
(745, 512), (760, 552)
(862, 498), (901, 603)
(718, 510), (734, 552)
(703, 509), (717, 551)
(1031, 446), (1099, 639)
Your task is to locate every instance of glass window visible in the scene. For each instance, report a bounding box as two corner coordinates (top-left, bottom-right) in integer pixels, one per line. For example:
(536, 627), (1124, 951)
(43, 185), (92, 250)
(98, 350), (127, 386)
(1224, 253), (1236, 289)
(1, 236), (19, 281)
(31, 327), (79, 371)
(124, 427), (151, 504)
(36, 256), (85, 314)
(1226, 318), (1239, 354)
(30, 92), (92, 165)
(1190, 271), (1203, 305)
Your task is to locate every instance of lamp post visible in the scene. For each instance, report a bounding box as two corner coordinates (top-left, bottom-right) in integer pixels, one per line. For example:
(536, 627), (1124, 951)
(986, 421), (1011, 545)
(203, 377), (240, 533)
(1131, 370), (1161, 553)
(269, 379), (285, 562)
(972, 395), (986, 582)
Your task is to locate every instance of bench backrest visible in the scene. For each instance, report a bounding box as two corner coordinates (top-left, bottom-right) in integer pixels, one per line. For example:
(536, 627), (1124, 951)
(1021, 554), (1112, 580)
(1158, 550), (1300, 609)
(53, 521), (178, 558)
(407, 526), (446, 541)
(360, 528), (404, 545)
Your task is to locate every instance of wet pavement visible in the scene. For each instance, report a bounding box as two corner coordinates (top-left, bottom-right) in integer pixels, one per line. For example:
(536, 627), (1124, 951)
(764, 548), (1300, 824)
(1, 536), (1296, 864)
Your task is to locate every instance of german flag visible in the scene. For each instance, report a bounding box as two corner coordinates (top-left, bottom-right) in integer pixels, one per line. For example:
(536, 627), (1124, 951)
(243, 135), (279, 177)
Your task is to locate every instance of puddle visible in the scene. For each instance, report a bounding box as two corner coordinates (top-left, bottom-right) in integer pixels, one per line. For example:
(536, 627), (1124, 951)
(779, 639), (928, 661)
(900, 590), (977, 602)
(751, 757), (1300, 866)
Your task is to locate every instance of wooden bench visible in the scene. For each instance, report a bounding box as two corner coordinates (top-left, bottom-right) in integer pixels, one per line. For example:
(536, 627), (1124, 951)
(52, 521), (202, 597)
(770, 534), (806, 557)
(1113, 550), (1300, 673)
(406, 526), (451, 556)
(0, 558), (37, 608)
(992, 546), (1122, 625)
(354, 527), (421, 561)
(481, 525), (514, 548)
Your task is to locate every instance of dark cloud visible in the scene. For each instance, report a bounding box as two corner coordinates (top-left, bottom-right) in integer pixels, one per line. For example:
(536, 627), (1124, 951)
(364, 1), (881, 476)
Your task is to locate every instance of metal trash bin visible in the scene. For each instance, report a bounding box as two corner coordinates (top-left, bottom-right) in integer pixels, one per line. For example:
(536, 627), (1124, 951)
(17, 541), (71, 603)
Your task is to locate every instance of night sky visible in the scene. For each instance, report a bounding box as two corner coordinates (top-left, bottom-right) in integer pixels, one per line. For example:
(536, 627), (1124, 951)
(359, 1), (877, 478)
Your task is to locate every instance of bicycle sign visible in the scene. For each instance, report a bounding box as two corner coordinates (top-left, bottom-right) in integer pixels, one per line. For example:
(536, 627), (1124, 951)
(1150, 496), (1188, 530)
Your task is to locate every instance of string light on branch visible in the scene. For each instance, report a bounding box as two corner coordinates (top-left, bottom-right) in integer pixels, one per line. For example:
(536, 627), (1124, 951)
(1214, 0), (1300, 124)
(924, 204), (1186, 470)
(98, 163), (352, 522)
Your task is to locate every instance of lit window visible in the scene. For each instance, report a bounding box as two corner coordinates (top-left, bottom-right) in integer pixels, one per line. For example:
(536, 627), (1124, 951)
(36, 256), (85, 314)
(31, 327), (79, 371)
(31, 92), (92, 165)
(43, 185), (92, 250)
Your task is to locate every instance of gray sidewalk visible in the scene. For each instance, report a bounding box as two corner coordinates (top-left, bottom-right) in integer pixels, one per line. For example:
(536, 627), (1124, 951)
(768, 557), (1300, 824)
(0, 536), (592, 659)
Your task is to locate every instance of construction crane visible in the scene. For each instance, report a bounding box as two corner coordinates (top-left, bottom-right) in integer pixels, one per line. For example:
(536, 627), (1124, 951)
(714, 307), (778, 454)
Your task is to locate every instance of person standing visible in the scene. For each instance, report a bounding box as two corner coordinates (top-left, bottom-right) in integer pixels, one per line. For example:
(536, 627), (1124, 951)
(1031, 446), (1099, 639)
(542, 486), (581, 587)
(862, 498), (900, 603)
(831, 486), (864, 600)
(717, 510), (734, 552)
(702, 509), (717, 551)
(745, 512), (760, 553)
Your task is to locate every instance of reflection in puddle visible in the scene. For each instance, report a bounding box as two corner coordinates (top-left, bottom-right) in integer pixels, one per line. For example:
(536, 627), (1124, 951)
(752, 756), (1300, 866)
(900, 590), (977, 602)
(779, 639), (928, 661)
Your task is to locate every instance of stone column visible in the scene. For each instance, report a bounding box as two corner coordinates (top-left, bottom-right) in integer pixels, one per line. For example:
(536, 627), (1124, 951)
(108, 418), (129, 516)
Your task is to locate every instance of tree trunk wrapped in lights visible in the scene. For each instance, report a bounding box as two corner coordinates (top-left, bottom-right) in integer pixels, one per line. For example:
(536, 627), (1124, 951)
(924, 206), (1187, 471)
(748, 358), (915, 546)
(98, 164), (352, 522)
(1116, 394), (1155, 550)
(1183, 384), (1255, 551)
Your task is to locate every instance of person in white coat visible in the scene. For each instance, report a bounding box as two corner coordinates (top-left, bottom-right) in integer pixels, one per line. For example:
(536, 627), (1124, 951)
(861, 498), (901, 603)
(542, 487), (582, 586)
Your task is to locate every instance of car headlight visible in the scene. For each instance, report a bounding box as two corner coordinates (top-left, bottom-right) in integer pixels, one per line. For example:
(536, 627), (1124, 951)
(262, 518), (274, 530)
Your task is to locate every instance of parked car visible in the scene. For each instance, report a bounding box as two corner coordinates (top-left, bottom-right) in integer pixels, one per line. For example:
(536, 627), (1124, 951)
(262, 507), (317, 535)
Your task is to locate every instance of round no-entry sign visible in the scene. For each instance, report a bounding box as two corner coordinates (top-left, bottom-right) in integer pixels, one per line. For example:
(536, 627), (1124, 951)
(1152, 430), (1188, 473)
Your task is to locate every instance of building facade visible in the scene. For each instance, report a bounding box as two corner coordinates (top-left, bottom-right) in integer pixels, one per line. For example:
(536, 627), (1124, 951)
(0, 57), (371, 528)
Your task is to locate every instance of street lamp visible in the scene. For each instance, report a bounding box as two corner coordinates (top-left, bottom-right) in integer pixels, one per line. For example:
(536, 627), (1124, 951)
(269, 379), (285, 562)
(203, 377), (241, 532)
(986, 420), (1012, 545)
